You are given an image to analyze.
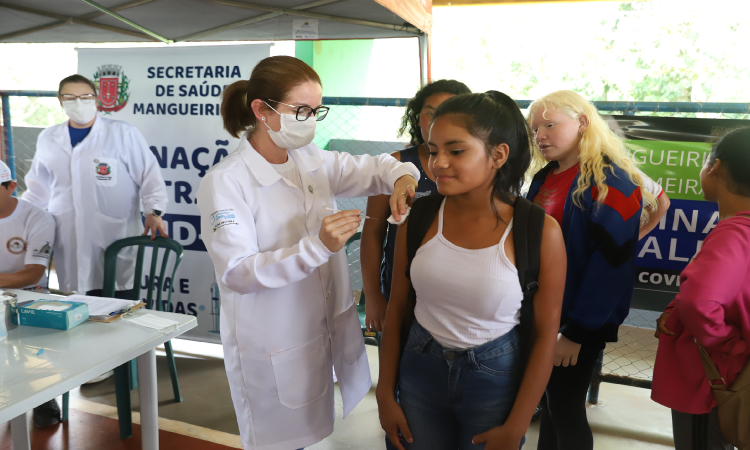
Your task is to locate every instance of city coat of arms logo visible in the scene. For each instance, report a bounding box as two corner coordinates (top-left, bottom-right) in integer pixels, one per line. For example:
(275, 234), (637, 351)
(96, 162), (111, 175)
(93, 64), (130, 113)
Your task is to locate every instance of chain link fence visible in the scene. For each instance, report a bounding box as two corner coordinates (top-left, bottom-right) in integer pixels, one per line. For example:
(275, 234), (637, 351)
(3, 92), (749, 393)
(1, 95), (66, 192)
(314, 103), (410, 294)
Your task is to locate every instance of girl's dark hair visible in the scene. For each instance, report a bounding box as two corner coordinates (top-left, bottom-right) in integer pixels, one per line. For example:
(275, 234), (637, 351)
(432, 91), (532, 216)
(709, 127), (750, 197)
(221, 56), (322, 138)
(58, 74), (97, 95)
(399, 79), (471, 146)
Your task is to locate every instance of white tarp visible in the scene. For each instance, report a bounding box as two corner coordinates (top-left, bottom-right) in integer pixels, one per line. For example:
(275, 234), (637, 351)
(78, 44), (271, 343)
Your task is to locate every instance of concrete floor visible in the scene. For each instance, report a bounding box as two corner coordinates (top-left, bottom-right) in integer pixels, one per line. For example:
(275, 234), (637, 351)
(60, 338), (677, 449)
(311, 345), (675, 450)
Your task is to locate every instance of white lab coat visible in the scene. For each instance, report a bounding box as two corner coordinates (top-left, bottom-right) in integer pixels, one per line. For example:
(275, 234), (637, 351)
(197, 135), (419, 450)
(23, 116), (168, 293)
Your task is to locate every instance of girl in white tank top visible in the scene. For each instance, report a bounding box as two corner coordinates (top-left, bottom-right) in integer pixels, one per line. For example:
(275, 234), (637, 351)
(376, 91), (567, 450)
(410, 197), (523, 349)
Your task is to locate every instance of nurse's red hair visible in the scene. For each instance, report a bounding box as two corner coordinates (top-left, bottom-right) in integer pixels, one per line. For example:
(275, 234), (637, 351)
(222, 56), (322, 138)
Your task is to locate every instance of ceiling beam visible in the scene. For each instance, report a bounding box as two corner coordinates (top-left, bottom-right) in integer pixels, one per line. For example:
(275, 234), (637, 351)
(177, 0), (341, 42)
(0, 0), (155, 42)
(203, 0), (422, 35)
(78, 0), (173, 43)
(0, 1), (157, 41)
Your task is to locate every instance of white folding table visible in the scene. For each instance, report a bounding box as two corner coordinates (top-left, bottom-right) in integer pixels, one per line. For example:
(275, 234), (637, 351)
(0, 289), (197, 450)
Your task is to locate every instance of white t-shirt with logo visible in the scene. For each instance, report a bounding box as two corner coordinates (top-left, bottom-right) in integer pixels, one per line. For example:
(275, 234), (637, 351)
(0, 199), (56, 289)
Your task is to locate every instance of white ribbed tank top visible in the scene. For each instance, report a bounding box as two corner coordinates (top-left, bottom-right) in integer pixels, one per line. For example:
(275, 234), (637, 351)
(411, 198), (523, 349)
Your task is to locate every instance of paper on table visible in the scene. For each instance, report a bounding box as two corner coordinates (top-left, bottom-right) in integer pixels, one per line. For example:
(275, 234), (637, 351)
(66, 295), (142, 318)
(125, 314), (179, 331)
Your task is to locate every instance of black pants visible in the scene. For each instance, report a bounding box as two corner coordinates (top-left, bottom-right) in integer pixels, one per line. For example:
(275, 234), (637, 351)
(671, 409), (733, 450)
(537, 341), (605, 450)
(86, 289), (137, 300)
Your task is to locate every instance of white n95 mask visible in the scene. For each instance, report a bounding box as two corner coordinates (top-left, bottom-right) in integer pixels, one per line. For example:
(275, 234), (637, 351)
(263, 102), (316, 149)
(62, 98), (98, 124)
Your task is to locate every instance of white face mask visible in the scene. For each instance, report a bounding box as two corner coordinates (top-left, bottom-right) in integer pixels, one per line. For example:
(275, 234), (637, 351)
(263, 102), (317, 149)
(62, 98), (98, 125)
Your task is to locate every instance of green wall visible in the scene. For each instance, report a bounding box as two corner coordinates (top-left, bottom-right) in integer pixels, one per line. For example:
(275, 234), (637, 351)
(296, 40), (375, 97)
(295, 38), (421, 149)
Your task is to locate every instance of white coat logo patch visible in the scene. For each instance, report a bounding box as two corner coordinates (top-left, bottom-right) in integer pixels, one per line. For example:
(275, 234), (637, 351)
(7, 237), (26, 255)
(210, 209), (237, 232)
(92, 158), (117, 185)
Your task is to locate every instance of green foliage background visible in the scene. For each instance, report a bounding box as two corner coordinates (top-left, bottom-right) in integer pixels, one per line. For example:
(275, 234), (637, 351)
(432, 0), (750, 102)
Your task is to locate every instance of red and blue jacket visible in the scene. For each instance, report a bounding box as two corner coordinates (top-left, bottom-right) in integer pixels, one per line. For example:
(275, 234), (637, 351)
(526, 161), (643, 344)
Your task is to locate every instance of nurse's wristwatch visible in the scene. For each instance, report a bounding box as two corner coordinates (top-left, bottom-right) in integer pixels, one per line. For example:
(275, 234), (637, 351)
(145, 209), (163, 217)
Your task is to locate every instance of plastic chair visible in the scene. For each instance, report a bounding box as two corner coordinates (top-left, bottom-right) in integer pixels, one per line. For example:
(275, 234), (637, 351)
(45, 250), (52, 292)
(61, 236), (185, 439)
(345, 232), (381, 350)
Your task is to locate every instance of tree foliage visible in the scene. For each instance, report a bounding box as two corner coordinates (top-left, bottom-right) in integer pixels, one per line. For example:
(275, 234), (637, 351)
(432, 0), (750, 102)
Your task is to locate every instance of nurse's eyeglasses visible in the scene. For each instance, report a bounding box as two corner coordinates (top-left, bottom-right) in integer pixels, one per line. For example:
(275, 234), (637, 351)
(60, 94), (97, 101)
(267, 99), (330, 122)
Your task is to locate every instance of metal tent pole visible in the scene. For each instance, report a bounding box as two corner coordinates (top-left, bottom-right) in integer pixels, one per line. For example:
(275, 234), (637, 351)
(1, 93), (15, 182)
(418, 33), (429, 86)
(78, 0), (173, 43)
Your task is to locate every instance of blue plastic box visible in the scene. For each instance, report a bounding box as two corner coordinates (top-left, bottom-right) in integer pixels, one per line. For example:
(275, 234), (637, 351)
(18, 300), (89, 330)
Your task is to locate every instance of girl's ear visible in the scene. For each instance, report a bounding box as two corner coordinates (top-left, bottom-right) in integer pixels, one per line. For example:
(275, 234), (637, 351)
(578, 114), (590, 135)
(708, 158), (723, 177)
(492, 143), (510, 169)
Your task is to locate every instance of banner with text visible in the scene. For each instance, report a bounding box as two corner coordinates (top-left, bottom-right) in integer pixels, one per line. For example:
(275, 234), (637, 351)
(611, 116), (749, 311)
(78, 45), (271, 343)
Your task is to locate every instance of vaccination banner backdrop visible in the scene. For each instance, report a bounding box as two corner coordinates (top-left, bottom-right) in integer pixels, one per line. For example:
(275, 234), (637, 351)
(613, 115), (749, 311)
(78, 45), (271, 343)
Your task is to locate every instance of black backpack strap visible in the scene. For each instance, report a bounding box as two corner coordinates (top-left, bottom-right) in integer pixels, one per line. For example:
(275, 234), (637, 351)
(513, 196), (546, 369)
(400, 193), (444, 351)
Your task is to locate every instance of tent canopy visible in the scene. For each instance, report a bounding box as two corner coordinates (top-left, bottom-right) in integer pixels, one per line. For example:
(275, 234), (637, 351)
(0, 0), (431, 44)
(432, 0), (622, 4)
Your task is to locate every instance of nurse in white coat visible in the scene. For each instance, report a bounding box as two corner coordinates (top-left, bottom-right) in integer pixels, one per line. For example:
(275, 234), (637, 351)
(197, 56), (419, 450)
(23, 74), (168, 296)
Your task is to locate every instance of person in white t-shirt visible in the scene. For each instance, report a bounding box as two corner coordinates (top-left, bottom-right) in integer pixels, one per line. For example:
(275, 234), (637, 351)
(0, 160), (62, 428)
(0, 161), (55, 290)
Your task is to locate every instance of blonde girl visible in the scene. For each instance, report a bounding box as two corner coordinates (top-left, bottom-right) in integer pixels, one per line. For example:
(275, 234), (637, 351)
(525, 90), (655, 450)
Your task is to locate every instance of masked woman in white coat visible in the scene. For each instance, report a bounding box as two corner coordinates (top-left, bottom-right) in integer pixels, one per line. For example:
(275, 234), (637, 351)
(23, 74), (168, 297)
(197, 56), (419, 450)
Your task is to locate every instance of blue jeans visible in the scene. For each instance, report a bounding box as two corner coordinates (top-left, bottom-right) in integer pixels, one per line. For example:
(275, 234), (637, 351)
(395, 320), (525, 450)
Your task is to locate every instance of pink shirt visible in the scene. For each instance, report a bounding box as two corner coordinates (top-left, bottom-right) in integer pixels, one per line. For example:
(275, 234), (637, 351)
(651, 212), (750, 414)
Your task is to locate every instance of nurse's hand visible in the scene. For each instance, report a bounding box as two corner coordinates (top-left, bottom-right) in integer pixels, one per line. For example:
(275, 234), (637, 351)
(390, 175), (418, 222)
(143, 214), (169, 241)
(319, 210), (362, 253)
